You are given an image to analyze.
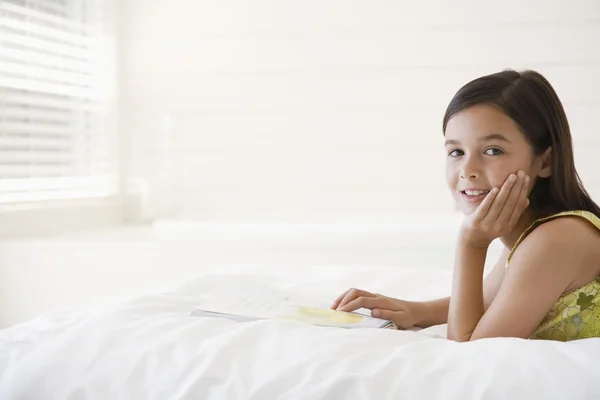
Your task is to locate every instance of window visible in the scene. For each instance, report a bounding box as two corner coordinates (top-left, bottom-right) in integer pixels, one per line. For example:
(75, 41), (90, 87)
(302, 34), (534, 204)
(0, 0), (117, 204)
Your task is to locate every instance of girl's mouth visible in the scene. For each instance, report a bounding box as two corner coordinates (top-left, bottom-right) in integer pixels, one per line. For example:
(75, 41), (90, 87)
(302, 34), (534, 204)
(461, 189), (490, 203)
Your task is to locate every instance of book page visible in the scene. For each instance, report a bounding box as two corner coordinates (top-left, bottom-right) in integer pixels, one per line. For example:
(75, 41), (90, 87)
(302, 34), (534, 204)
(195, 288), (394, 329)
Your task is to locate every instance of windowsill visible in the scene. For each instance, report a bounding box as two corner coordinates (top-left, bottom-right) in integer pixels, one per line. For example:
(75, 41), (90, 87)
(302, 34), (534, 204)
(0, 196), (126, 239)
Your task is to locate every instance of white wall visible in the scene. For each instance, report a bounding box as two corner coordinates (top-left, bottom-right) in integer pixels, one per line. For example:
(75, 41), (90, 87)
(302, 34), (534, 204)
(120, 0), (600, 222)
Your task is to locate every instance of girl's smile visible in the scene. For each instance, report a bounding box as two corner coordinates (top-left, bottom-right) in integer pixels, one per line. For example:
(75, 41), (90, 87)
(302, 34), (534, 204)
(460, 189), (491, 204)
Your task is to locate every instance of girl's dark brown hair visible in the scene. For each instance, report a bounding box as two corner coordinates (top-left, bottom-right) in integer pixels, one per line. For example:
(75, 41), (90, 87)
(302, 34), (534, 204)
(442, 69), (600, 218)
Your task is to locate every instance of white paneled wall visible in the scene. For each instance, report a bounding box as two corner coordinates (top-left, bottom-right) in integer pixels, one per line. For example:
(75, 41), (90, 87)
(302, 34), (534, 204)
(120, 0), (600, 222)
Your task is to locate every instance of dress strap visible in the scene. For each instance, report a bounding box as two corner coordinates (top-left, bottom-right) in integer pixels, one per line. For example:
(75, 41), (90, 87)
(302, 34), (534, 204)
(507, 210), (600, 265)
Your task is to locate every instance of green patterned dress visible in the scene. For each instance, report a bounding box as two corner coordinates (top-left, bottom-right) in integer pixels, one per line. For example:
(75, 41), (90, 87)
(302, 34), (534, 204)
(506, 210), (600, 341)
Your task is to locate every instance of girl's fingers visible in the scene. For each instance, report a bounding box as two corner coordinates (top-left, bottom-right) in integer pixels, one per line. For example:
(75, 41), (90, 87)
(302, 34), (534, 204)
(338, 295), (385, 312)
(482, 173), (518, 222)
(372, 309), (397, 320)
(473, 187), (499, 222)
(332, 288), (374, 310)
(372, 309), (412, 329)
(330, 288), (352, 309)
(508, 174), (530, 226)
(497, 171), (526, 222)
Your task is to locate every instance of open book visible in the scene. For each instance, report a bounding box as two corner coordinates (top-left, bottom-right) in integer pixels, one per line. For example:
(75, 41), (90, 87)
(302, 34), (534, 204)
(190, 290), (397, 330)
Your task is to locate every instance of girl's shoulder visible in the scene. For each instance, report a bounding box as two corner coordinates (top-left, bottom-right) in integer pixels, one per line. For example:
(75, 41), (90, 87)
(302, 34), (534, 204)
(508, 210), (600, 263)
(507, 210), (600, 286)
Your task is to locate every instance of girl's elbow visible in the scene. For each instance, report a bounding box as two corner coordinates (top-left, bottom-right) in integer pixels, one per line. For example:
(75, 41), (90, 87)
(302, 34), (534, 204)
(447, 329), (474, 342)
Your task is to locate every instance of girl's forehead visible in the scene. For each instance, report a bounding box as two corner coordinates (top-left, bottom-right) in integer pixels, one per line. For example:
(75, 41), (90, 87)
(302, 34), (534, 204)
(445, 105), (524, 141)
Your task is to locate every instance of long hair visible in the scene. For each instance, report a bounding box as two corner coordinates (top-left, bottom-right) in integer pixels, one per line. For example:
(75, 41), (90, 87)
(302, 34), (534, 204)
(442, 69), (600, 218)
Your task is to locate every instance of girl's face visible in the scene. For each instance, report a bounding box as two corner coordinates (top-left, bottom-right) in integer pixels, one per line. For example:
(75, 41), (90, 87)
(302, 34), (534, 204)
(444, 104), (550, 216)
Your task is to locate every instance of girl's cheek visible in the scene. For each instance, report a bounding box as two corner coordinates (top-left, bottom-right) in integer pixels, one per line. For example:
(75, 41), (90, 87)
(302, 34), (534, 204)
(445, 165), (458, 181)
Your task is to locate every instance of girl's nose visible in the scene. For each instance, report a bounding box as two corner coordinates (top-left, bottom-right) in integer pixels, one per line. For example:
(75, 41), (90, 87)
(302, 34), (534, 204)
(460, 170), (479, 179)
(460, 158), (480, 179)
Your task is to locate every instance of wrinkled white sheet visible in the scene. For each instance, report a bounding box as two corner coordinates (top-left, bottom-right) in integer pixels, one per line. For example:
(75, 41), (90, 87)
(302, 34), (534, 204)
(1, 265), (599, 400)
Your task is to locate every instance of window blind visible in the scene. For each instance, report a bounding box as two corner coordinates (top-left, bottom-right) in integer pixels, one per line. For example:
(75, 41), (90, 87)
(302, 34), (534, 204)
(0, 0), (117, 204)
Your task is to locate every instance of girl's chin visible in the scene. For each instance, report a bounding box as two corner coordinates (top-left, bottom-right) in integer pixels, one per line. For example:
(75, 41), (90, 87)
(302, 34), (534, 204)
(458, 202), (480, 216)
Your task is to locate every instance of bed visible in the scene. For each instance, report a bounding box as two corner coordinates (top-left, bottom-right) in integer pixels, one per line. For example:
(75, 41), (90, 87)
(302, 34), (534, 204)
(1, 261), (599, 399)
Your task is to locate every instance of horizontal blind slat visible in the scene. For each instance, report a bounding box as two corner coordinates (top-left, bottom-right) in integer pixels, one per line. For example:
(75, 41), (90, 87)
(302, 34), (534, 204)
(0, 61), (94, 86)
(1, 90), (101, 112)
(1, 176), (110, 191)
(0, 188), (110, 203)
(0, 121), (99, 135)
(0, 135), (71, 148)
(1, 164), (76, 177)
(0, 2), (95, 32)
(0, 106), (79, 122)
(1, 162), (116, 178)
(0, 48), (93, 73)
(0, 151), (112, 163)
(1, 28), (97, 61)
(0, 16), (95, 47)
(0, 76), (96, 98)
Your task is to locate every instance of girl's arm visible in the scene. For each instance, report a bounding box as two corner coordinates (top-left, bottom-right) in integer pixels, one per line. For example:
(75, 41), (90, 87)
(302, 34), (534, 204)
(446, 172), (527, 341)
(463, 217), (591, 341)
(415, 247), (508, 328)
(332, 248), (510, 329)
(447, 242), (488, 340)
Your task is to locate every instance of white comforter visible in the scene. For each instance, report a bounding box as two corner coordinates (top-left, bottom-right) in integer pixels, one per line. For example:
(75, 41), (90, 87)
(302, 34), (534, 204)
(1, 265), (599, 400)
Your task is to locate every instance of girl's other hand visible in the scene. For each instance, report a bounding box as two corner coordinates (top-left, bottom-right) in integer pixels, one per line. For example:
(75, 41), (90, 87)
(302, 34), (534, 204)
(460, 170), (530, 249)
(330, 288), (418, 329)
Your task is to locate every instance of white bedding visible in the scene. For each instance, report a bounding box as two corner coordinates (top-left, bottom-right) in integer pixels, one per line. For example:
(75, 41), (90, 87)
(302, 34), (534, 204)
(1, 265), (599, 399)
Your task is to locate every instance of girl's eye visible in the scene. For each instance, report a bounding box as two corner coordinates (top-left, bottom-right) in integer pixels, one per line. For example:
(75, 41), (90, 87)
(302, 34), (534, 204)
(485, 148), (504, 156)
(448, 149), (464, 157)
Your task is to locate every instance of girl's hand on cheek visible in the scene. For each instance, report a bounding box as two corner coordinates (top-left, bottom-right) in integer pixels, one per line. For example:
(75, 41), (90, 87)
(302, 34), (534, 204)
(460, 170), (530, 249)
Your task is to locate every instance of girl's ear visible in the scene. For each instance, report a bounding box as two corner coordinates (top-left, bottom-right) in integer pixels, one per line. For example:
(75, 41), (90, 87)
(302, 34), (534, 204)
(539, 147), (552, 178)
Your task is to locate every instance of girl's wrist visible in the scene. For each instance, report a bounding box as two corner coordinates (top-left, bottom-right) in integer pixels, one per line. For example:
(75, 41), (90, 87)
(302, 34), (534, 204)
(410, 301), (427, 327)
(457, 231), (492, 251)
(411, 300), (442, 328)
(456, 242), (490, 263)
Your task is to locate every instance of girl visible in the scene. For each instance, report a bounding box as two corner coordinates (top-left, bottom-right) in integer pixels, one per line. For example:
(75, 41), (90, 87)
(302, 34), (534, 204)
(331, 69), (600, 342)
